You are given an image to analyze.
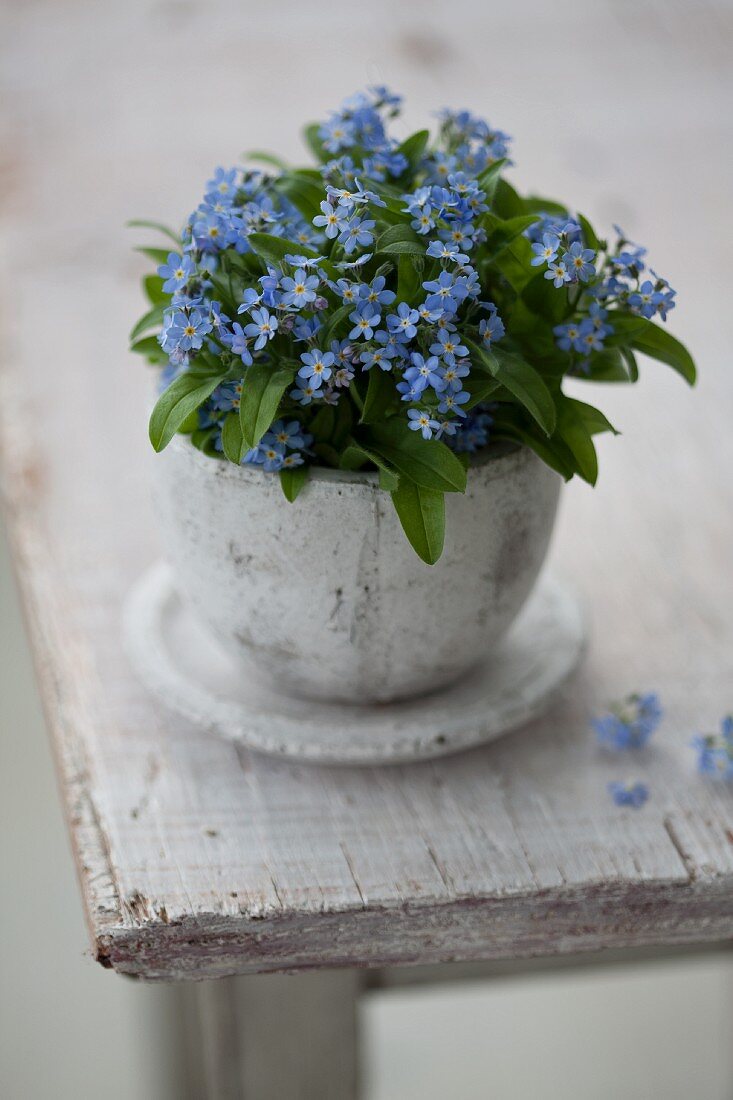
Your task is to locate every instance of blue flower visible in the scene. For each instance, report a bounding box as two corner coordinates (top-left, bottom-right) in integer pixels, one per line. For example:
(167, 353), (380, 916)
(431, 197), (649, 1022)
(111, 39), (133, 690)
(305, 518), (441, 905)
(530, 233), (560, 268)
(312, 200), (343, 239)
(423, 271), (459, 313)
(426, 240), (470, 264)
(319, 115), (356, 153)
(360, 346), (392, 372)
(592, 692), (662, 750)
(205, 167), (239, 204)
(237, 287), (262, 315)
(554, 322), (582, 352)
(166, 309), (213, 352)
(338, 216), (376, 255)
(326, 182), (359, 209)
(358, 276), (396, 307)
(608, 781), (649, 808)
(157, 252), (195, 293)
(284, 254), (326, 269)
(574, 318), (605, 354)
(441, 361), (470, 392)
(565, 242), (596, 283)
(298, 348), (335, 385)
(290, 378), (322, 405)
(407, 408), (440, 440)
(417, 301), (445, 325)
(292, 314), (321, 343)
(257, 273), (281, 308)
(258, 441), (286, 472)
(449, 409), (494, 453)
(267, 419), (311, 451)
(193, 212), (226, 251)
(405, 353), (445, 393)
(387, 302), (420, 341)
(209, 381), (242, 412)
(545, 261), (571, 288)
(430, 329), (469, 366)
(243, 307), (278, 350)
(281, 269), (319, 308)
(396, 379), (423, 402)
(692, 717), (733, 779)
(221, 322), (253, 365)
(438, 222), (476, 252)
(348, 303), (381, 341)
(411, 206), (436, 234)
(629, 280), (664, 319)
(333, 278), (360, 305)
(479, 311), (505, 345)
(438, 389), (470, 417)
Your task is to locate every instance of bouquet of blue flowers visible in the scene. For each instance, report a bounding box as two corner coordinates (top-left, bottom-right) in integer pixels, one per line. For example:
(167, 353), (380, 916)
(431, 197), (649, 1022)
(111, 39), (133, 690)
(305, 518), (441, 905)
(131, 87), (695, 563)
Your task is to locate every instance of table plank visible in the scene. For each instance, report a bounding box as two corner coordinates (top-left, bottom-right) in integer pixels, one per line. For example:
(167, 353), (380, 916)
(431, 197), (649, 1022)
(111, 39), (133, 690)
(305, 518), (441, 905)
(1, 0), (732, 979)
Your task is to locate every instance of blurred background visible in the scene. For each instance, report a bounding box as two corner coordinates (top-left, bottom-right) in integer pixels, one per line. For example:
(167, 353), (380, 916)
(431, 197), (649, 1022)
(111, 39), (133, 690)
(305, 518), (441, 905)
(1, 0), (732, 1096)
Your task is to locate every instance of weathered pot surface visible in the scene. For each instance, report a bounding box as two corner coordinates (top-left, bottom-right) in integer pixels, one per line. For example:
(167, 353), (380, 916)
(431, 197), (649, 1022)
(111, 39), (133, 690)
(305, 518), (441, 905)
(152, 435), (562, 705)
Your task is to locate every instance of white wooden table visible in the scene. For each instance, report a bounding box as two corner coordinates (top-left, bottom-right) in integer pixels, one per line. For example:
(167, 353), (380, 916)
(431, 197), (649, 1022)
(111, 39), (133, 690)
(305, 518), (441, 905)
(2, 0), (732, 1095)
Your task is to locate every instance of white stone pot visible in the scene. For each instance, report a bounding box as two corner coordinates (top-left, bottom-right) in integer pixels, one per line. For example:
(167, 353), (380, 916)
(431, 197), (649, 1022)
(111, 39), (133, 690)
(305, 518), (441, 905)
(152, 434), (561, 705)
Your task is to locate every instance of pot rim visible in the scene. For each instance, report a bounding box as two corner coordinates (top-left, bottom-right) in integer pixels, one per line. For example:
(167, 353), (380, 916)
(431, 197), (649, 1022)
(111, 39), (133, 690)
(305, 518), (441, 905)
(168, 430), (528, 486)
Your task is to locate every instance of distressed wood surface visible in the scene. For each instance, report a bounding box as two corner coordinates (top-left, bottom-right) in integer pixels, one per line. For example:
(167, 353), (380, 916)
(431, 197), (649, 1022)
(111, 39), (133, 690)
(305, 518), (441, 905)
(1, 0), (732, 980)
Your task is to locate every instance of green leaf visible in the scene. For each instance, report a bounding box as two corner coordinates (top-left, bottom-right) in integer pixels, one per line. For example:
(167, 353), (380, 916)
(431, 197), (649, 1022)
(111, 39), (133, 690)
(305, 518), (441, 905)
(521, 269), (568, 324)
(332, 392), (355, 448)
(221, 411), (246, 464)
(378, 239), (426, 257)
(320, 302), (355, 346)
(369, 421), (467, 493)
(130, 335), (167, 364)
(279, 465), (309, 502)
(397, 254), (424, 302)
(239, 365), (294, 450)
(303, 122), (327, 163)
(313, 442), (341, 467)
(493, 177), (525, 219)
(476, 158), (507, 203)
(396, 129), (430, 174)
(134, 246), (171, 265)
(390, 479), (445, 565)
(554, 397), (600, 485)
(619, 347), (640, 382)
(569, 398), (619, 437)
(126, 219), (181, 246)
(149, 370), (227, 451)
(376, 224), (423, 250)
(503, 425), (575, 480)
(247, 232), (318, 270)
(143, 274), (166, 306)
(360, 368), (397, 425)
(577, 213), (600, 252)
(483, 214), (539, 258)
(130, 305), (164, 343)
(341, 441), (399, 489)
(490, 348), (557, 435)
(582, 346), (637, 383)
(310, 404), (336, 442)
(273, 172), (326, 223)
(489, 230), (535, 291)
(523, 196), (569, 217)
(464, 374), (502, 409)
(242, 150), (288, 171)
(607, 313), (696, 385)
(190, 425), (219, 455)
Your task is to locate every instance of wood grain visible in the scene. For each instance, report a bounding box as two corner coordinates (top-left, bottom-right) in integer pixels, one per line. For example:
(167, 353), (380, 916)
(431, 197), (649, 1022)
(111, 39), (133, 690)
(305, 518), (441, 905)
(1, 0), (732, 980)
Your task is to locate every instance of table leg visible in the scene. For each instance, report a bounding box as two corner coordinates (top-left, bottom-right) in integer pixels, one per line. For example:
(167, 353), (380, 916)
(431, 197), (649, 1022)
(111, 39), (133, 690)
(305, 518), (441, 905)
(177, 969), (363, 1099)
